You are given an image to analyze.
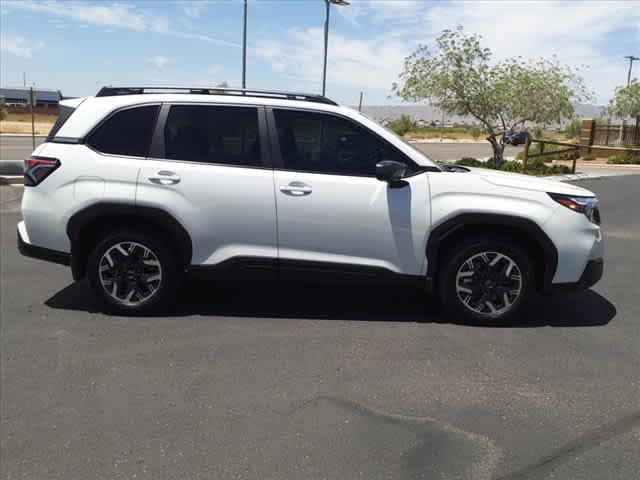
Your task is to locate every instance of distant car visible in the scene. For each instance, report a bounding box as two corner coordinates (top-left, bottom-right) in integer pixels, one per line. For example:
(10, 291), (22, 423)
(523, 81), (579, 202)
(18, 86), (603, 322)
(504, 131), (530, 146)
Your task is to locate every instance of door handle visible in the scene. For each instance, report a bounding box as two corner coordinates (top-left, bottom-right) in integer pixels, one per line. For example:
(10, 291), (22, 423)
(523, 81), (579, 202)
(148, 170), (181, 185)
(280, 182), (312, 196)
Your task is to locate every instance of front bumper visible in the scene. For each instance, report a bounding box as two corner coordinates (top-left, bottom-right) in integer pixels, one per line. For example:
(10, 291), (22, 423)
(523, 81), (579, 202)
(551, 258), (603, 292)
(17, 228), (71, 266)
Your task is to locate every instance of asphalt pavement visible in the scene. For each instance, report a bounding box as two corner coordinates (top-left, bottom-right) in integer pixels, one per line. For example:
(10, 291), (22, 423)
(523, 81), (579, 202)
(1, 175), (639, 480)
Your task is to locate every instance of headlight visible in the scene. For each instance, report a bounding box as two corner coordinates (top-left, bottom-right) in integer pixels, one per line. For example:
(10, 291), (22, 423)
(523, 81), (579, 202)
(548, 193), (600, 225)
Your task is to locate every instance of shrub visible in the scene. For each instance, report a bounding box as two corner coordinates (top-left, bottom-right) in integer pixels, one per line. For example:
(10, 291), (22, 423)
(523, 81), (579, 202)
(500, 160), (522, 172)
(470, 125), (482, 140)
(386, 114), (416, 136)
(555, 148), (579, 161)
(532, 126), (544, 139)
(454, 157), (570, 175)
(455, 157), (484, 167)
(581, 153), (596, 161)
(0, 96), (7, 122)
(607, 153), (640, 164)
(564, 118), (581, 139)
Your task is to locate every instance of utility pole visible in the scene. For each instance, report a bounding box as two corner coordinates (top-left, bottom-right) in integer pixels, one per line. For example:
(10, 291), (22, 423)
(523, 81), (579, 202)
(322, 0), (349, 96)
(30, 86), (36, 150)
(624, 55), (639, 87)
(358, 91), (363, 112)
(242, 0), (247, 89)
(23, 72), (26, 87)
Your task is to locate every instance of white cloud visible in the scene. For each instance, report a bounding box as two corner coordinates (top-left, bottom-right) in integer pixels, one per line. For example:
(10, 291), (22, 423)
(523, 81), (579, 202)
(149, 56), (173, 69)
(177, 0), (208, 18)
(0, 34), (45, 58)
(261, 0), (640, 103)
(3, 0), (239, 47)
(255, 27), (407, 91)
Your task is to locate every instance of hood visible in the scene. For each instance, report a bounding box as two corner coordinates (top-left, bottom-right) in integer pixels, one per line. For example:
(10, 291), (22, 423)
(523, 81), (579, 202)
(464, 167), (595, 197)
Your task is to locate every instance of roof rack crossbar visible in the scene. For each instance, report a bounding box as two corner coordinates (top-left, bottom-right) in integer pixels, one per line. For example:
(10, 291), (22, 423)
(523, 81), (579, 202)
(95, 86), (338, 106)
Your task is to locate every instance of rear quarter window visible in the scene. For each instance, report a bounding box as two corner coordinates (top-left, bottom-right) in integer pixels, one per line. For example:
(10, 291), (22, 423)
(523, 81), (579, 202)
(46, 105), (76, 141)
(88, 105), (159, 157)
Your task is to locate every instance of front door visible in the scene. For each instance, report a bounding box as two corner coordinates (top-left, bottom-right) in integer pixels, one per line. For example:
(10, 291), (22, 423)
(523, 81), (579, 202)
(270, 108), (430, 276)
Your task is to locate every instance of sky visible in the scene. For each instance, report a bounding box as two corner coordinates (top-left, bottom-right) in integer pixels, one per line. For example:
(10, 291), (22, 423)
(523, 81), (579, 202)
(1, 0), (638, 105)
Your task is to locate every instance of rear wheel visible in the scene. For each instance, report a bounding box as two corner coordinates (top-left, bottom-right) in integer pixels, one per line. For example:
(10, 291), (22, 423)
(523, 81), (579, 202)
(87, 230), (182, 314)
(439, 236), (533, 323)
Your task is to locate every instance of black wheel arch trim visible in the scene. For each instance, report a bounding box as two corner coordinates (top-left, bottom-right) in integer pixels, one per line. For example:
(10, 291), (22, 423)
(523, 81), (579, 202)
(426, 213), (558, 293)
(67, 203), (193, 280)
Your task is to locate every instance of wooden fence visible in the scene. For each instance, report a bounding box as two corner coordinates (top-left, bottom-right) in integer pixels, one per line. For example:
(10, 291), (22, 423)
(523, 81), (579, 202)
(593, 122), (640, 147)
(521, 137), (640, 174)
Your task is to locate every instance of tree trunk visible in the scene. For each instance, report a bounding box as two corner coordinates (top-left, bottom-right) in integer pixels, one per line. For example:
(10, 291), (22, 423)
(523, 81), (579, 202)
(487, 134), (506, 167)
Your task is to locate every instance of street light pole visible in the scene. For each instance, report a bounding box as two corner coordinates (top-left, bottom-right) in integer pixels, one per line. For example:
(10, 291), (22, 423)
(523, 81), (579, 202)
(322, 0), (349, 96)
(242, 0), (247, 89)
(624, 55), (639, 87)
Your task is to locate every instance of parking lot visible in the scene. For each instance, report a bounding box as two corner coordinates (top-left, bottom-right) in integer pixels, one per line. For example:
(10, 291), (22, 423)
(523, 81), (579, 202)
(1, 175), (639, 479)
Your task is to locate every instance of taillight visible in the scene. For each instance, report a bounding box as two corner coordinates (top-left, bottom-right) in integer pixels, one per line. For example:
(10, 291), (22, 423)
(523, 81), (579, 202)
(24, 156), (60, 186)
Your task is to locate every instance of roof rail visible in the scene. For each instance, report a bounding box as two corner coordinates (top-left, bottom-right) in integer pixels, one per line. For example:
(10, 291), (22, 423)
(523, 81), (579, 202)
(95, 86), (338, 106)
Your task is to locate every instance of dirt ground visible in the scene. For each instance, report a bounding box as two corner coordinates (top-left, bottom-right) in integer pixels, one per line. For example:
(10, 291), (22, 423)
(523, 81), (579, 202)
(0, 113), (55, 135)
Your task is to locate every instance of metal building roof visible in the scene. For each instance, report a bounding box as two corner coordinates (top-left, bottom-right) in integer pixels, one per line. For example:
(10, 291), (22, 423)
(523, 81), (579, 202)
(0, 87), (62, 102)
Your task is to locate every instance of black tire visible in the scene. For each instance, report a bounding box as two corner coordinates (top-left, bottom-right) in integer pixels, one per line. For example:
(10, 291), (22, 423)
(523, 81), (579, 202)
(87, 229), (183, 314)
(439, 235), (533, 323)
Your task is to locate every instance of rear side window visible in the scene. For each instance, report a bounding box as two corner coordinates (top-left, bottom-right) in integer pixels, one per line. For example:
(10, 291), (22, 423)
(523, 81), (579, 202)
(164, 105), (261, 167)
(88, 105), (159, 157)
(46, 104), (76, 141)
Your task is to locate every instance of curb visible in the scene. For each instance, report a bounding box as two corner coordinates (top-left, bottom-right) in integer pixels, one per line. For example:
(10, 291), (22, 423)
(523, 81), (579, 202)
(0, 175), (23, 186)
(0, 133), (47, 138)
(0, 161), (24, 175)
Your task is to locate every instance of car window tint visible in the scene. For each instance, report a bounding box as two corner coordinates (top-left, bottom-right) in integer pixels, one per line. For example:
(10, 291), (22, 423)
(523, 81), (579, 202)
(273, 109), (412, 176)
(164, 105), (261, 167)
(88, 105), (158, 157)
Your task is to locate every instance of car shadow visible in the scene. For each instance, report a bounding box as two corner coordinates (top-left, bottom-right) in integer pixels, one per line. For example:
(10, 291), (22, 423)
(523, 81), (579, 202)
(45, 277), (616, 328)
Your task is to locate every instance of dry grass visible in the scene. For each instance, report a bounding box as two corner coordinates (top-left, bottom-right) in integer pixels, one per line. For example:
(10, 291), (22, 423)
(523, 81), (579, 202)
(0, 113), (56, 135)
(404, 131), (477, 141)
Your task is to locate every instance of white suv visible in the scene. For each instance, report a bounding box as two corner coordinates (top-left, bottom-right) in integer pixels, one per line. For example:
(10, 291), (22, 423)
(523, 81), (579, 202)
(18, 87), (603, 321)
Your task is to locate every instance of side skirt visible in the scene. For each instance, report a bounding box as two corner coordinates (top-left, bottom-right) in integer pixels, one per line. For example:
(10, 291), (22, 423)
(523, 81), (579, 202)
(189, 257), (428, 289)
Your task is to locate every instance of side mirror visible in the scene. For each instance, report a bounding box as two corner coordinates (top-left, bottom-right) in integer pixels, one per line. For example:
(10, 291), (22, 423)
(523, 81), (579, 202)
(376, 160), (407, 187)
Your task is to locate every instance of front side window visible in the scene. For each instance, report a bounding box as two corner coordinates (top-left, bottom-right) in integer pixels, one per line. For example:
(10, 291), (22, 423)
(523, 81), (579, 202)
(88, 105), (158, 157)
(273, 109), (413, 176)
(164, 105), (261, 167)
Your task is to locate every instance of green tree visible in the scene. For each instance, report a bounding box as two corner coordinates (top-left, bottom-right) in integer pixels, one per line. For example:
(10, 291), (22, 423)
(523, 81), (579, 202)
(0, 96), (7, 122)
(608, 82), (640, 121)
(392, 27), (590, 166)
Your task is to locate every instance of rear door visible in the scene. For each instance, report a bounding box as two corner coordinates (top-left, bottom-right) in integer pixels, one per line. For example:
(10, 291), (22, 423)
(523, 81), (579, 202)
(136, 103), (277, 267)
(269, 107), (430, 276)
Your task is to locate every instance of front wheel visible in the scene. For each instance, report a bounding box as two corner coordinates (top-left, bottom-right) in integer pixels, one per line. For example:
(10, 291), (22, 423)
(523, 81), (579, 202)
(87, 230), (182, 314)
(439, 237), (533, 323)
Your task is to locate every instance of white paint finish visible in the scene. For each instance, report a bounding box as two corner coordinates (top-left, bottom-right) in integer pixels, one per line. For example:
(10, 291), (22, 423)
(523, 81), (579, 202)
(136, 161), (277, 265)
(21, 91), (604, 291)
(428, 171), (555, 231)
(21, 143), (143, 252)
(17, 220), (30, 244)
(428, 170), (603, 283)
(542, 205), (603, 283)
(274, 171), (430, 275)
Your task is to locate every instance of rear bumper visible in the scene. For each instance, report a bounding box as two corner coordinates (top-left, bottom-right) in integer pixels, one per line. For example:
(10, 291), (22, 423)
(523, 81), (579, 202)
(551, 258), (603, 292)
(17, 228), (70, 266)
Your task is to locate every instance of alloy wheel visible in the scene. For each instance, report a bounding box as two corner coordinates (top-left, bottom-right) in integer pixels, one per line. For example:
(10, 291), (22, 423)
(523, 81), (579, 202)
(455, 251), (523, 318)
(98, 241), (162, 306)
